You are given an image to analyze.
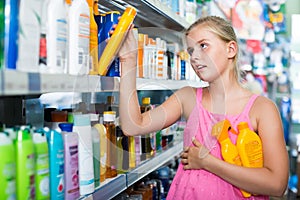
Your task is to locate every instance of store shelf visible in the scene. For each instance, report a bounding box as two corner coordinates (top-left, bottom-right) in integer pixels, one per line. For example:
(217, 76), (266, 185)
(97, 0), (190, 31)
(86, 141), (183, 200)
(91, 174), (127, 200)
(137, 78), (208, 90)
(0, 70), (207, 95)
(126, 141), (183, 186)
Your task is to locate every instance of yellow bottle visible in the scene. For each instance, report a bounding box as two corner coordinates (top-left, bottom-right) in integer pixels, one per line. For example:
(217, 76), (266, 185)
(212, 119), (251, 198)
(93, 123), (107, 182)
(237, 122), (263, 168)
(87, 0), (98, 75)
(98, 6), (137, 75)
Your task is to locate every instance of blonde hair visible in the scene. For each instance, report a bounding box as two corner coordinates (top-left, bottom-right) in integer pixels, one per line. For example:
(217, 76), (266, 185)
(185, 16), (240, 81)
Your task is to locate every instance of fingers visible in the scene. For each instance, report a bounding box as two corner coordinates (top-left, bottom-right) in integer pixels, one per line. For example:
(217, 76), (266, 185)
(192, 136), (201, 147)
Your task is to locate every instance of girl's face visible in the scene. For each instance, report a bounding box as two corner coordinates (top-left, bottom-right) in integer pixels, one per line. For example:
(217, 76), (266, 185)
(186, 24), (230, 82)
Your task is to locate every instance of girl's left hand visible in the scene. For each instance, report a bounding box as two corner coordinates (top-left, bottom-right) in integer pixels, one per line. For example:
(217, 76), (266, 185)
(180, 137), (210, 170)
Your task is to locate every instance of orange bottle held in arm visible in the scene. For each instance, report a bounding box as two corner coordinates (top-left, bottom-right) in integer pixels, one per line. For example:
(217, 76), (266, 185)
(98, 6), (137, 76)
(212, 119), (252, 198)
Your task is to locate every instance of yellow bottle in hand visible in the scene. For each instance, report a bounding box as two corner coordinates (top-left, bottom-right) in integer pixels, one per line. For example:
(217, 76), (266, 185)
(212, 119), (251, 198)
(98, 6), (137, 75)
(237, 122), (263, 168)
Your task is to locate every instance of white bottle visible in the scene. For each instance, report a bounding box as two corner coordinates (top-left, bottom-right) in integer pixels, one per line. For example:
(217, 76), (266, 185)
(68, 0), (90, 75)
(45, 0), (68, 74)
(72, 114), (95, 195)
(17, 0), (42, 72)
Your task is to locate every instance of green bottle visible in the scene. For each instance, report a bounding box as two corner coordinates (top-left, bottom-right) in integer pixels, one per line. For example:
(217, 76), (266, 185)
(33, 131), (49, 200)
(0, 132), (16, 200)
(14, 126), (36, 200)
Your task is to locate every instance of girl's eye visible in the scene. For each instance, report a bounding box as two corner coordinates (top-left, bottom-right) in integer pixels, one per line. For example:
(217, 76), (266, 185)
(199, 43), (208, 49)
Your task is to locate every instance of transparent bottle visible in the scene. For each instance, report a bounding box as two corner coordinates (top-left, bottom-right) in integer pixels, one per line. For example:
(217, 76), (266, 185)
(140, 97), (154, 160)
(103, 111), (117, 178)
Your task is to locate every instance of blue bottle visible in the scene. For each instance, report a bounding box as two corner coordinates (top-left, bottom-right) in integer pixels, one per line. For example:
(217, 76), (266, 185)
(45, 128), (65, 200)
(4, 0), (19, 69)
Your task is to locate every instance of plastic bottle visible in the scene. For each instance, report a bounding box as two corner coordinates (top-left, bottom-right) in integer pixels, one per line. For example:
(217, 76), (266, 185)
(38, 0), (50, 69)
(0, 132), (16, 200)
(90, 113), (101, 188)
(68, 0), (90, 75)
(93, 121), (107, 183)
(116, 126), (129, 173)
(33, 131), (50, 200)
(14, 126), (36, 200)
(98, 6), (137, 75)
(17, 0), (42, 72)
(45, 0), (68, 74)
(101, 10), (120, 77)
(73, 114), (95, 195)
(45, 127), (65, 200)
(87, 0), (98, 75)
(0, 0), (4, 69)
(236, 122), (263, 168)
(103, 111), (117, 178)
(211, 119), (251, 198)
(93, 1), (105, 61)
(140, 97), (154, 160)
(4, 0), (19, 69)
(106, 95), (119, 117)
(128, 136), (136, 169)
(58, 123), (80, 200)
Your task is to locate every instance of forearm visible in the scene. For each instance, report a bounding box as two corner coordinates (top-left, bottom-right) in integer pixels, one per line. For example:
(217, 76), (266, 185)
(204, 155), (288, 196)
(119, 58), (143, 136)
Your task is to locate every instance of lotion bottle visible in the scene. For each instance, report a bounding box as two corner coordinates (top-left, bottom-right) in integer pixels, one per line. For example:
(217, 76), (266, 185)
(98, 6), (137, 75)
(237, 122), (263, 168)
(212, 119), (251, 198)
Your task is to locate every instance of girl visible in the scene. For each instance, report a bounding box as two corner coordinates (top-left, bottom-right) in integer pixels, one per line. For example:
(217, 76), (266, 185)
(118, 16), (288, 199)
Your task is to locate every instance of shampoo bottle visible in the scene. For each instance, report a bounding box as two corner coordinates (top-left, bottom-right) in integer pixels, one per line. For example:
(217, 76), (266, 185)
(212, 119), (251, 198)
(33, 130), (50, 200)
(14, 126), (36, 200)
(59, 123), (80, 200)
(98, 6), (137, 75)
(4, 0), (19, 69)
(237, 122), (263, 168)
(73, 114), (95, 195)
(90, 113), (101, 188)
(93, 122), (107, 183)
(45, 0), (68, 74)
(0, 132), (16, 200)
(68, 0), (90, 75)
(45, 127), (65, 200)
(17, 0), (42, 72)
(87, 0), (98, 75)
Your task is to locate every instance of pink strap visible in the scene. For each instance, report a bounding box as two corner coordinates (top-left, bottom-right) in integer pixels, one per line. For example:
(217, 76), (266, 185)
(196, 87), (203, 104)
(242, 94), (259, 115)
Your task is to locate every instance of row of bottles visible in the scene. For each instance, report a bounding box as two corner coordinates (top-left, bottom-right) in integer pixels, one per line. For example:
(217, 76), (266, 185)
(1, 0), (136, 77)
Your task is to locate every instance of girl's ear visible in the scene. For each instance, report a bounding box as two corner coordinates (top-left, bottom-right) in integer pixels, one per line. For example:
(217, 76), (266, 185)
(227, 41), (237, 59)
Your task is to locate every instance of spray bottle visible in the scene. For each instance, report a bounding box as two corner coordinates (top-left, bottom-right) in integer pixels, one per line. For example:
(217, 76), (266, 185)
(211, 119), (251, 198)
(33, 130), (50, 200)
(236, 122), (263, 168)
(0, 132), (16, 200)
(98, 6), (137, 75)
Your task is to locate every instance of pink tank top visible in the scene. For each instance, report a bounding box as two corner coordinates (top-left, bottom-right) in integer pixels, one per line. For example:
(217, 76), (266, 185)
(167, 88), (269, 200)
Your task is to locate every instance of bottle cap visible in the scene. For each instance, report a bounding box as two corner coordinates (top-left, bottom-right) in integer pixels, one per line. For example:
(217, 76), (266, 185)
(103, 111), (116, 122)
(237, 122), (249, 130)
(58, 123), (74, 132)
(124, 6), (137, 17)
(142, 97), (151, 105)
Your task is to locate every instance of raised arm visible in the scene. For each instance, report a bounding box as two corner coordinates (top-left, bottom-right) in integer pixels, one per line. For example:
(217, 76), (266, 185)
(118, 28), (184, 136)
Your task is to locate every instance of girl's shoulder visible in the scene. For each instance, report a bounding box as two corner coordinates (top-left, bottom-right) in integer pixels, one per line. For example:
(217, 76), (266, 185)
(250, 95), (280, 121)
